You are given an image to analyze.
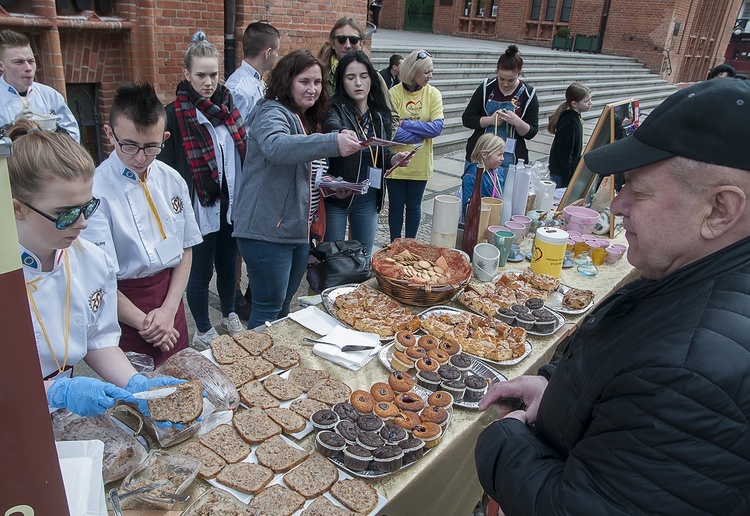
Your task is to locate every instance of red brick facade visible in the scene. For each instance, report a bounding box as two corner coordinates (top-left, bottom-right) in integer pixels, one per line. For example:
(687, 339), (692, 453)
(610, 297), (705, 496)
(1, 0), (365, 158)
(386, 0), (742, 83)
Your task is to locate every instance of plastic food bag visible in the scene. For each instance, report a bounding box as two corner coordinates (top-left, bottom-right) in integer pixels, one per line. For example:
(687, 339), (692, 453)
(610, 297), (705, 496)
(159, 348), (240, 411)
(125, 351), (155, 372)
(51, 408), (147, 483)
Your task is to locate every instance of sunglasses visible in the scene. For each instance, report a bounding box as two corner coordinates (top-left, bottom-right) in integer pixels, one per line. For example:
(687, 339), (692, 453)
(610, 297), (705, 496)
(417, 51), (432, 60)
(335, 35), (361, 45)
(22, 197), (100, 230)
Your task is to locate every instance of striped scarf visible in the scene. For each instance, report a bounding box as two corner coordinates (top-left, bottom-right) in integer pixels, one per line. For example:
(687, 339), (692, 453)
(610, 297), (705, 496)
(173, 80), (247, 206)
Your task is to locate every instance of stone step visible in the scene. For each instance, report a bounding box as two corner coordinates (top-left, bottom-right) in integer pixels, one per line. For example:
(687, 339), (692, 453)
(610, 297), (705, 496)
(371, 48), (636, 62)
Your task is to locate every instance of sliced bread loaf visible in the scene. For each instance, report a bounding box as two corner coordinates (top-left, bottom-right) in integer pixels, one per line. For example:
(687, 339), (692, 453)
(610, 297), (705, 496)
(288, 398), (330, 419)
(263, 374), (303, 401)
(300, 496), (358, 516)
(179, 441), (226, 479)
(233, 407), (281, 444)
(283, 452), (338, 499)
(261, 345), (300, 369)
(239, 380), (280, 409)
(255, 434), (308, 473)
(210, 335), (249, 364)
(216, 462), (274, 495)
(248, 484), (305, 516)
(307, 379), (352, 406)
(265, 407), (306, 434)
(199, 424), (251, 463)
(330, 478), (379, 515)
(146, 379), (203, 423)
(216, 362), (255, 388)
(287, 367), (331, 392)
(232, 330), (273, 356)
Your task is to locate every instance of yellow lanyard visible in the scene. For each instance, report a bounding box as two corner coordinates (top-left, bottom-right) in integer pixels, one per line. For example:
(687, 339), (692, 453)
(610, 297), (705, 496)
(16, 88), (30, 110)
(138, 174), (167, 240)
(26, 250), (71, 375)
(356, 113), (379, 168)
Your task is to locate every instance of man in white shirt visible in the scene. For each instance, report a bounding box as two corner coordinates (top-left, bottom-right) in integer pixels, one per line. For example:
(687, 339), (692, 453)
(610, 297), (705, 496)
(225, 21), (280, 317)
(0, 29), (80, 141)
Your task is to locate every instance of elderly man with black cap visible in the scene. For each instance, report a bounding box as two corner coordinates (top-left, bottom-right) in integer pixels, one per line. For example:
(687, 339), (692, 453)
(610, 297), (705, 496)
(474, 78), (750, 515)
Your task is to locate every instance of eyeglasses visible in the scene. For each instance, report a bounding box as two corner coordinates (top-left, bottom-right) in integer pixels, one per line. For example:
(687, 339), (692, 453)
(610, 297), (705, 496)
(21, 197), (100, 230)
(335, 35), (361, 45)
(111, 128), (164, 156)
(417, 51), (432, 60)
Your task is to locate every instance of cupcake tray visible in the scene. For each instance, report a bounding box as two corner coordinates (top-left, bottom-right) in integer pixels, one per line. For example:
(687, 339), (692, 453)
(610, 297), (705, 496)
(200, 351), (313, 440)
(417, 306), (533, 367)
(456, 298), (566, 336)
(546, 284), (596, 315)
(320, 284), (403, 342)
(318, 405), (452, 479)
(378, 343), (507, 409)
(206, 434), (388, 515)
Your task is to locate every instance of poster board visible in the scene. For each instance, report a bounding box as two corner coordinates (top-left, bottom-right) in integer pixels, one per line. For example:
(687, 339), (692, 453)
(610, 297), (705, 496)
(559, 98), (640, 238)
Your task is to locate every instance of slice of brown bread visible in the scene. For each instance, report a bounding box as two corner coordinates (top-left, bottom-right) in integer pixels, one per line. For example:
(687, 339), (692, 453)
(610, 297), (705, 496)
(239, 380), (280, 409)
(263, 374), (303, 401)
(146, 379), (203, 423)
(288, 398), (329, 419)
(232, 329), (274, 356)
(210, 334), (249, 364)
(248, 484), (305, 516)
(264, 407), (306, 434)
(301, 496), (358, 516)
(330, 479), (379, 515)
(216, 362), (255, 388)
(255, 435), (308, 473)
(261, 345), (300, 369)
(216, 462), (274, 495)
(307, 379), (353, 406)
(199, 424), (251, 463)
(283, 452), (338, 499)
(236, 356), (275, 379)
(287, 367), (331, 392)
(179, 441), (226, 479)
(233, 407), (282, 444)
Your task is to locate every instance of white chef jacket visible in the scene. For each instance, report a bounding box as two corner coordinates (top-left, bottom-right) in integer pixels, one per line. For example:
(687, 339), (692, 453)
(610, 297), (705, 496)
(21, 239), (120, 379)
(225, 60), (265, 135)
(0, 75), (81, 142)
(191, 110), (241, 236)
(82, 152), (203, 279)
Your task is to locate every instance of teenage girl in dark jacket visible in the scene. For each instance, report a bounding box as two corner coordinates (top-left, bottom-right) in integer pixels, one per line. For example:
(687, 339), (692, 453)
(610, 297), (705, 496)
(547, 82), (592, 187)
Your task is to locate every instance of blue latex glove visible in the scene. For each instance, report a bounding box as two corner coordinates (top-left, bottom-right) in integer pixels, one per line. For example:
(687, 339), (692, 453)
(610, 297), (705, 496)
(125, 374), (187, 423)
(47, 376), (136, 417)
(399, 119), (444, 139)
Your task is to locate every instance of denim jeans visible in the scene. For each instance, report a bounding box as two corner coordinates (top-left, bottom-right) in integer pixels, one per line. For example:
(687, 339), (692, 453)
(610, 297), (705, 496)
(324, 188), (378, 259)
(186, 211), (237, 332)
(237, 238), (310, 330)
(386, 178), (427, 241)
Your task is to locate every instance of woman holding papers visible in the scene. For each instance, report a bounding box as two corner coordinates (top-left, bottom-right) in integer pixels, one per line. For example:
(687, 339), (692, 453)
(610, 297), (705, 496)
(323, 51), (411, 258)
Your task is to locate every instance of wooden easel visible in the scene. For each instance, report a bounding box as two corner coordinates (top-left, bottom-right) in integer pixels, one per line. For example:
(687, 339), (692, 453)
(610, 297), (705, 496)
(559, 98), (640, 238)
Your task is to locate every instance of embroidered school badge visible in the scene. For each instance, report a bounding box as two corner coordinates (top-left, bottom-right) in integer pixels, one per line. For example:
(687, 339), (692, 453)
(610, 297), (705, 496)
(171, 196), (184, 213)
(89, 288), (104, 312)
(21, 251), (39, 269)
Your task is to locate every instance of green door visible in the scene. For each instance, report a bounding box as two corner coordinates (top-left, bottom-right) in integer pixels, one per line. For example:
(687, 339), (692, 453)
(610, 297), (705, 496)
(404, 0), (434, 32)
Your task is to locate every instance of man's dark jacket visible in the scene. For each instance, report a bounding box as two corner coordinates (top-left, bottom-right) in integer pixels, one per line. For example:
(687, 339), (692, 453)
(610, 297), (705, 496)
(476, 236), (750, 515)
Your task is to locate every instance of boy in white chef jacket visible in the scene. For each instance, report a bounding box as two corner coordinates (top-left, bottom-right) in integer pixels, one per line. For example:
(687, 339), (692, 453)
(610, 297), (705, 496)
(10, 122), (184, 417)
(0, 29), (80, 141)
(82, 83), (202, 367)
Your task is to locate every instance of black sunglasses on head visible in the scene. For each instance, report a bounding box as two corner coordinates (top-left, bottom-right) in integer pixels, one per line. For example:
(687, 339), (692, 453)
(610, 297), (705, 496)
(22, 197), (100, 230)
(335, 35), (361, 45)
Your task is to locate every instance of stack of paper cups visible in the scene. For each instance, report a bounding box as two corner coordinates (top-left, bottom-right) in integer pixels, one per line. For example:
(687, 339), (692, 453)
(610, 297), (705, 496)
(535, 180), (556, 212)
(431, 195), (462, 248)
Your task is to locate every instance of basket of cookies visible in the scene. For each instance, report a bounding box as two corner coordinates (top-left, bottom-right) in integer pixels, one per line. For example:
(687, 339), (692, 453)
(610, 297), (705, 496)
(370, 238), (472, 306)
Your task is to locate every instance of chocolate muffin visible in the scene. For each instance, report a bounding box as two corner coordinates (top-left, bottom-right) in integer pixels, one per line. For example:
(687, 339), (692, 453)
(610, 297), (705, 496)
(449, 353), (472, 373)
(399, 437), (425, 464)
(525, 298), (544, 310)
(315, 431), (346, 458)
(464, 375), (488, 401)
(333, 402), (360, 423)
(511, 304), (530, 315)
(336, 420), (360, 444)
(416, 370), (442, 391)
(372, 445), (404, 473)
(441, 379), (466, 401)
(437, 364), (461, 381)
(311, 409), (339, 431)
(357, 414), (384, 433)
(356, 431), (385, 451)
(379, 423), (407, 444)
(515, 312), (536, 331)
(534, 311), (557, 333)
(343, 444), (372, 471)
(496, 307), (517, 325)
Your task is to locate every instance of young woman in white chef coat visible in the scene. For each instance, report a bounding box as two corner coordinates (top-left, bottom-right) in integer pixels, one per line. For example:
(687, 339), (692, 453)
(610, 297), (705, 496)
(9, 121), (183, 418)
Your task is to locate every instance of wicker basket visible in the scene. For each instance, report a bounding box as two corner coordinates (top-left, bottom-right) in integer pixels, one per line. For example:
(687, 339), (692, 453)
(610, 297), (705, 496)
(371, 241), (472, 306)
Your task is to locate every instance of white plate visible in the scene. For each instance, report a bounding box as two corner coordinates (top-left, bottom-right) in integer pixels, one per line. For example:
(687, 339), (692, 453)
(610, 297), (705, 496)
(418, 306), (533, 366)
(208, 435), (388, 515)
(548, 284), (596, 315)
(378, 343), (506, 409)
(56, 440), (107, 516)
(320, 284), (402, 342)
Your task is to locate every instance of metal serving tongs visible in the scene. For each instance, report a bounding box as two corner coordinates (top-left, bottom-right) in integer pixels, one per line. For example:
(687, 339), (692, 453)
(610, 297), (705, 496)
(108, 481), (190, 516)
(302, 337), (375, 352)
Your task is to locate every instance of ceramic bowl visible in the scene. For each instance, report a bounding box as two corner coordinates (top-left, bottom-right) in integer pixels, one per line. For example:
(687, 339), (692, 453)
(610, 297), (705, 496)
(562, 206), (599, 234)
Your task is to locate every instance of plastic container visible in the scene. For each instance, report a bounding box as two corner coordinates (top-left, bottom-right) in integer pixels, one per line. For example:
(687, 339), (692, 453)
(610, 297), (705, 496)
(120, 450), (200, 509)
(511, 160), (531, 217)
(530, 227), (569, 278)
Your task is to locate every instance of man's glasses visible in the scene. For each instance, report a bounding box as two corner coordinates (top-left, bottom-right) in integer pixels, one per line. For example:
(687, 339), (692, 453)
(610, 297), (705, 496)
(111, 128), (164, 156)
(22, 197), (100, 230)
(335, 35), (361, 45)
(417, 51), (432, 60)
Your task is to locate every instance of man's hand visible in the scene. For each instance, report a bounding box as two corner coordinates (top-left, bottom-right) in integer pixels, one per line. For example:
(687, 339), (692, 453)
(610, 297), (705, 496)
(479, 375), (548, 425)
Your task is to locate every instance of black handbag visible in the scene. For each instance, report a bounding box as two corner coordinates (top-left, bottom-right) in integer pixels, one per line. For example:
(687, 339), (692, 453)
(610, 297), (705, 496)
(306, 240), (372, 293)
